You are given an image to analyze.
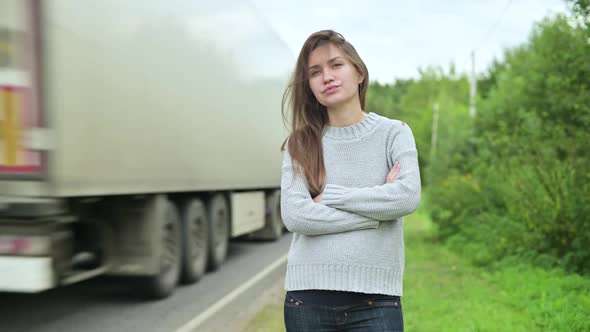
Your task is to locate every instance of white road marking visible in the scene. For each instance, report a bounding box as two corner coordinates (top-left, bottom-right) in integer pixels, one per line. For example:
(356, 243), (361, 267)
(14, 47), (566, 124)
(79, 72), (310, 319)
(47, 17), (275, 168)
(174, 253), (288, 332)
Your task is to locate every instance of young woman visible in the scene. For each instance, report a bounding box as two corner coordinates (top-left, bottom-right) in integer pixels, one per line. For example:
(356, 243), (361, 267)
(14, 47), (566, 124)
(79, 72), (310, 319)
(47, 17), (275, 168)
(280, 30), (421, 331)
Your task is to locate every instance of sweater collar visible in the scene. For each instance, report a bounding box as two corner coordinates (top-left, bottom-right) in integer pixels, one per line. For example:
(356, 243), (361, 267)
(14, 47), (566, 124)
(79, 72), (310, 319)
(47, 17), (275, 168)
(323, 112), (380, 140)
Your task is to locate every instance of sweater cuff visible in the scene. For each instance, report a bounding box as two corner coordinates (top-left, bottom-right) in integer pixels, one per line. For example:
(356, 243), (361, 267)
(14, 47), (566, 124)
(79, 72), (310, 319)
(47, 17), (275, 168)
(321, 184), (350, 207)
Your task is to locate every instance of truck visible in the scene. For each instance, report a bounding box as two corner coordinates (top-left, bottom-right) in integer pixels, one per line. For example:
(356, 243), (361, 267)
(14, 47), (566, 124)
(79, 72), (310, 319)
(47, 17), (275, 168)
(0, 0), (292, 298)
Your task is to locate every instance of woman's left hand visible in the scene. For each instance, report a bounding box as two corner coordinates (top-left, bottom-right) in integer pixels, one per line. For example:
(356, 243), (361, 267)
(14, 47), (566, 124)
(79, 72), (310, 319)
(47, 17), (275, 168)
(313, 194), (323, 203)
(386, 161), (400, 184)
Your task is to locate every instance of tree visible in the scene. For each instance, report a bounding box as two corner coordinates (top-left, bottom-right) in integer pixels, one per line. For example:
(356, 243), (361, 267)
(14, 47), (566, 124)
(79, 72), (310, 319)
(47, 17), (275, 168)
(567, 0), (590, 40)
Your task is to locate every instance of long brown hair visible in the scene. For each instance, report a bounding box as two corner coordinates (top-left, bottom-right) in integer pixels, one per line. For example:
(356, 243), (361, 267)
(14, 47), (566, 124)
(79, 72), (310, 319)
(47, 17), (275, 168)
(281, 30), (369, 197)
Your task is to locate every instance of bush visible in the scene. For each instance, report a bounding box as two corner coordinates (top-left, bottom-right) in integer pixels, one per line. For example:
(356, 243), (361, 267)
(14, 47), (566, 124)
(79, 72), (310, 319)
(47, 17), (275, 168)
(429, 15), (590, 274)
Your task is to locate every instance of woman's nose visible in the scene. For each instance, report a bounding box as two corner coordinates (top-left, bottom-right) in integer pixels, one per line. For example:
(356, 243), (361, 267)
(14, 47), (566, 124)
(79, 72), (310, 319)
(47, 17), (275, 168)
(322, 69), (334, 83)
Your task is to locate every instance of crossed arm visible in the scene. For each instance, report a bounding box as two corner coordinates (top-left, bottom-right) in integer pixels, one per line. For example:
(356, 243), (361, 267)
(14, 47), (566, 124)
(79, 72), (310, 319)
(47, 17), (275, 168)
(280, 125), (421, 235)
(319, 125), (421, 221)
(280, 149), (380, 236)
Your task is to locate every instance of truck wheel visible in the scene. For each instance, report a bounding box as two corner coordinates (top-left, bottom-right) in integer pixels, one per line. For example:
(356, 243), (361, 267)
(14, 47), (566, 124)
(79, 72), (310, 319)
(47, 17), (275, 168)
(207, 194), (229, 271)
(143, 197), (182, 299)
(178, 198), (209, 284)
(250, 190), (283, 240)
(265, 190), (283, 240)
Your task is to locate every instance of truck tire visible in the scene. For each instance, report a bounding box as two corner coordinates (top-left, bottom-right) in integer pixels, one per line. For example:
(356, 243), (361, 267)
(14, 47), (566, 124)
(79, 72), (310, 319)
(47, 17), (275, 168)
(207, 194), (229, 271)
(265, 190), (283, 240)
(250, 190), (283, 240)
(178, 198), (209, 284)
(143, 197), (182, 299)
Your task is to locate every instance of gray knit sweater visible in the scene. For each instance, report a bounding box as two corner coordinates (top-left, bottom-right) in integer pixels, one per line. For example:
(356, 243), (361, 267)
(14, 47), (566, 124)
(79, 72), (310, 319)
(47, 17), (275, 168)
(281, 112), (421, 296)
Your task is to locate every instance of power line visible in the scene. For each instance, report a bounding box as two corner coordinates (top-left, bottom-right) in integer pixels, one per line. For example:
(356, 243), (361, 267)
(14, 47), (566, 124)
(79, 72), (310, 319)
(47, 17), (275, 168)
(474, 0), (514, 52)
(459, 0), (514, 71)
(465, 1), (513, 117)
(458, 0), (514, 85)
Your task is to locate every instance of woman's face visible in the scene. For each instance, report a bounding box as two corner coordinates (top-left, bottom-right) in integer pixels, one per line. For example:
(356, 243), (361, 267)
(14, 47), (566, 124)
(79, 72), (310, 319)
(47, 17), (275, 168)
(307, 43), (364, 110)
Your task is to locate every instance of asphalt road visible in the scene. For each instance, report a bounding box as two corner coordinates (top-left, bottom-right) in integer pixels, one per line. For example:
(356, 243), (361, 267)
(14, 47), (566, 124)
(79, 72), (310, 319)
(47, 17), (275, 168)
(0, 233), (292, 332)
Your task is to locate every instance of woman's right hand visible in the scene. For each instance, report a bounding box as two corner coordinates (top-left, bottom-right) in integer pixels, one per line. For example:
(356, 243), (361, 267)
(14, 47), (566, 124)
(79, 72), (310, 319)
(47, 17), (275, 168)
(386, 161), (400, 184)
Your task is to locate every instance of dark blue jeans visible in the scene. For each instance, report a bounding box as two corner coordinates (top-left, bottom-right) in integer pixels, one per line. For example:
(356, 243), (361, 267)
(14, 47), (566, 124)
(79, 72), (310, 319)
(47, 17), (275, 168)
(284, 292), (404, 332)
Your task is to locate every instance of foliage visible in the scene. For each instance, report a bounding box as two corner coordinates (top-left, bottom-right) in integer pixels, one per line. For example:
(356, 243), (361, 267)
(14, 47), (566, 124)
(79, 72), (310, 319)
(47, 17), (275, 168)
(369, 14), (590, 274)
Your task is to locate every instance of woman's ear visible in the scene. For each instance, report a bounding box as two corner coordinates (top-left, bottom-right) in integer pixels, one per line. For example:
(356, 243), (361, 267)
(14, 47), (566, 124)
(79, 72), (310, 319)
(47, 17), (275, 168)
(354, 65), (364, 84)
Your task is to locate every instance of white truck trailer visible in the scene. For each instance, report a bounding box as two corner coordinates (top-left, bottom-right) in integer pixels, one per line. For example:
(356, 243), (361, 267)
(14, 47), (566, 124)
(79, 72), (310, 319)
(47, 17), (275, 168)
(0, 0), (292, 298)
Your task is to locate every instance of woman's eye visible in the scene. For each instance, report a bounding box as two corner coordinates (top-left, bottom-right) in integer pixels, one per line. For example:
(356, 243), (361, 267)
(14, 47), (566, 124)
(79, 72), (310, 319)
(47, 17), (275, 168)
(310, 71), (320, 77)
(334, 63), (343, 67)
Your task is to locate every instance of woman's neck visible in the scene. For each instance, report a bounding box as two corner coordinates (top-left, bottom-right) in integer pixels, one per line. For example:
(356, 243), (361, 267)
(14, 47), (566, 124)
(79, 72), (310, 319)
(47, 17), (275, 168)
(327, 107), (367, 127)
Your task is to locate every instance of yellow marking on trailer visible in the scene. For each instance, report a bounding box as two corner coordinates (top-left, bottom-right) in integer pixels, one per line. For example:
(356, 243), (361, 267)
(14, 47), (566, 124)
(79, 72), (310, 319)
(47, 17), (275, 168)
(1, 89), (22, 166)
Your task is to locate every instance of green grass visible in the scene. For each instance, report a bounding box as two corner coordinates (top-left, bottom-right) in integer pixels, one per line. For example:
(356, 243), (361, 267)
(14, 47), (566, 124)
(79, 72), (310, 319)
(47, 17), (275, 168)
(243, 211), (590, 332)
(404, 212), (532, 332)
(243, 302), (286, 332)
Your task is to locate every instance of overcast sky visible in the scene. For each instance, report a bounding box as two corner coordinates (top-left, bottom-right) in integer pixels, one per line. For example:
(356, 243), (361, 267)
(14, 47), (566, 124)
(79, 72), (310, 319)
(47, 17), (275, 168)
(250, 0), (568, 83)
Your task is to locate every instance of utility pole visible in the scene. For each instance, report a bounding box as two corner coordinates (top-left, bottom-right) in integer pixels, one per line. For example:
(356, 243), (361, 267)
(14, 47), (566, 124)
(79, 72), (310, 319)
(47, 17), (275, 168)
(430, 102), (439, 163)
(469, 50), (477, 117)
(429, 101), (440, 185)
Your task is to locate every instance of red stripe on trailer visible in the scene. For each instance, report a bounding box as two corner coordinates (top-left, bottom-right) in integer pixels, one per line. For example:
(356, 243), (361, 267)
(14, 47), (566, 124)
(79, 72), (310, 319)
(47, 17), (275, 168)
(0, 165), (39, 173)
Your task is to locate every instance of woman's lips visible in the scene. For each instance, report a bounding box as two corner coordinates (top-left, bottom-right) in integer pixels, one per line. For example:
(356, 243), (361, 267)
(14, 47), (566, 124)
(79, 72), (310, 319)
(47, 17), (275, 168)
(323, 86), (339, 94)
